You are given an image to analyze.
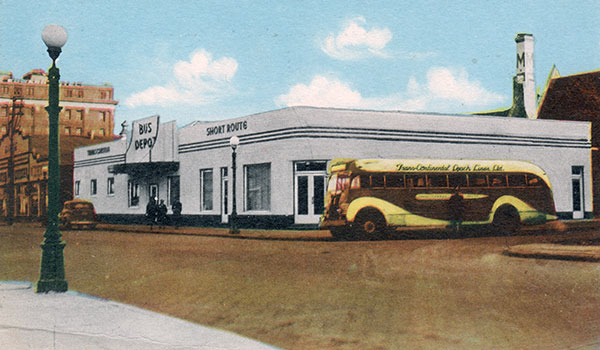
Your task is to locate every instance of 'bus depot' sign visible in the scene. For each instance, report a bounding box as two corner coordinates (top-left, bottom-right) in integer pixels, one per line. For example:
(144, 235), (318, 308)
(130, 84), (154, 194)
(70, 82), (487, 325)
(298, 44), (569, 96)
(127, 115), (160, 163)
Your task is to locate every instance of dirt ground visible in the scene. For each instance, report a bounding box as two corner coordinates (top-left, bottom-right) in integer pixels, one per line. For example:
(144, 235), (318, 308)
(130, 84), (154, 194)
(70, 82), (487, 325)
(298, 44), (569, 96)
(2, 224), (600, 349)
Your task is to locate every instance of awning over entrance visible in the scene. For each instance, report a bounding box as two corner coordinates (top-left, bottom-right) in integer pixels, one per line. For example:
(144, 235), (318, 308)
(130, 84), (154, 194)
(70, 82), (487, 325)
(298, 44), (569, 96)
(108, 162), (179, 177)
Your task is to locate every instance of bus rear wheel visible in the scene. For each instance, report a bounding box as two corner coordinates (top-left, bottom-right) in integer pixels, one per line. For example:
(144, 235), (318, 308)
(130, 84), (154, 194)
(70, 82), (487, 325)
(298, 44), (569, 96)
(492, 205), (521, 235)
(353, 209), (388, 240)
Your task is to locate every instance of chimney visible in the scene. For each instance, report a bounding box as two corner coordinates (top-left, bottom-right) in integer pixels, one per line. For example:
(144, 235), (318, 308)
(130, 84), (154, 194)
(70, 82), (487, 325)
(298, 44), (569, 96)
(508, 33), (536, 118)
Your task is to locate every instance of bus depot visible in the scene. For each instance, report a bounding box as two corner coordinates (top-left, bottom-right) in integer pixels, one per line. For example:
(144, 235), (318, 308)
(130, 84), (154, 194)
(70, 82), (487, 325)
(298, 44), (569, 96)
(72, 106), (592, 229)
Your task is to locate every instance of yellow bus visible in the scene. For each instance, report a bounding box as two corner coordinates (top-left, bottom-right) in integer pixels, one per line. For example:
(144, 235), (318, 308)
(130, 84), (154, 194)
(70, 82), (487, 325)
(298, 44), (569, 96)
(320, 158), (557, 240)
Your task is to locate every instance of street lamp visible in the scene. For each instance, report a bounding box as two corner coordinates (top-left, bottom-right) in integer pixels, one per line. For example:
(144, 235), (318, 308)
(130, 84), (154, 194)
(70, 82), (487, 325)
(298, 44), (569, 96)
(37, 24), (68, 293)
(229, 136), (240, 234)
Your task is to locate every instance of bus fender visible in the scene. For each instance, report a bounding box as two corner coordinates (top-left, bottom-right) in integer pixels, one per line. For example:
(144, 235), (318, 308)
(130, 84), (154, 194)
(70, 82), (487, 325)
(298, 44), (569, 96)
(346, 197), (405, 225)
(490, 195), (538, 223)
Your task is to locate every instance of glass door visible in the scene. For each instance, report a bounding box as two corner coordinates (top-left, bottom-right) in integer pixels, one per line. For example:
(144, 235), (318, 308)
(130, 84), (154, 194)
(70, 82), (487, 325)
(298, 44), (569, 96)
(221, 167), (229, 224)
(294, 161), (327, 225)
(572, 166), (584, 219)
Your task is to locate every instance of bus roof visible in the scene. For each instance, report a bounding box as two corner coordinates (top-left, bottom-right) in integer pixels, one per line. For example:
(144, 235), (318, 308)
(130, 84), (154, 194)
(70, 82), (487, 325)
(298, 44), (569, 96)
(330, 158), (551, 187)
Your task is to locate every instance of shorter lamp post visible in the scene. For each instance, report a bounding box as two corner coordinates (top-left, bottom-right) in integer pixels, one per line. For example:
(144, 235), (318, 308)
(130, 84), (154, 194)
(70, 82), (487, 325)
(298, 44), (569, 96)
(229, 136), (240, 234)
(37, 24), (68, 293)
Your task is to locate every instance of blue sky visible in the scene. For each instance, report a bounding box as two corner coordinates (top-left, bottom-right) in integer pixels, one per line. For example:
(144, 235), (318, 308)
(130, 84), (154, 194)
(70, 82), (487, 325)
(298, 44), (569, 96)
(1, 1), (598, 128)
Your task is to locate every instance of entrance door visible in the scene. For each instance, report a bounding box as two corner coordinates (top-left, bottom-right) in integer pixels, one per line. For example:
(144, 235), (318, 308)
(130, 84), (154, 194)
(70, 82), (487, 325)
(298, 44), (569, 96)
(572, 166), (584, 219)
(221, 167), (229, 224)
(149, 184), (158, 202)
(294, 161), (327, 225)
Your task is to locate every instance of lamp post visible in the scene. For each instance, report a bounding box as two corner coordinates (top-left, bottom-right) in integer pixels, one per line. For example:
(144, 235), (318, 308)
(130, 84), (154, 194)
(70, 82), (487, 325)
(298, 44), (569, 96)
(229, 136), (240, 234)
(37, 24), (68, 293)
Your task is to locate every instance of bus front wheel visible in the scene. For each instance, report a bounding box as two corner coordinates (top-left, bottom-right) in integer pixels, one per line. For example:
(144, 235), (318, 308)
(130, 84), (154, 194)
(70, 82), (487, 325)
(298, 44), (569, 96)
(492, 206), (520, 235)
(353, 209), (388, 240)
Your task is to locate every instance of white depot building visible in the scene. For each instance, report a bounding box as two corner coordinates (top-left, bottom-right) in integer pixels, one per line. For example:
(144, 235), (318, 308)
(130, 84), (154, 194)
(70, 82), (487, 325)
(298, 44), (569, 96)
(73, 106), (592, 228)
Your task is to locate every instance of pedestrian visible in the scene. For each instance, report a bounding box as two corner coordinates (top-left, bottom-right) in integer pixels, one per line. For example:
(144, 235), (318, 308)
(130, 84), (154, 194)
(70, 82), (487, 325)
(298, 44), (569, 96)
(448, 186), (465, 233)
(145, 197), (157, 229)
(171, 200), (182, 229)
(157, 199), (168, 228)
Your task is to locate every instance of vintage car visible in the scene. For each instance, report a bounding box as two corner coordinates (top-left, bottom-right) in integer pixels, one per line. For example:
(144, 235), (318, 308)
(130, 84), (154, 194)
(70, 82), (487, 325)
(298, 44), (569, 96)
(59, 199), (99, 229)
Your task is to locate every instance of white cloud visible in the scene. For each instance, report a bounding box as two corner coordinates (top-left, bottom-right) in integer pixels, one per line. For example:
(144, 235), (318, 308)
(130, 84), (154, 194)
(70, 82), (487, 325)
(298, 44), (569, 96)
(276, 75), (364, 108)
(321, 17), (392, 60)
(425, 67), (504, 106)
(276, 67), (506, 112)
(125, 49), (238, 107)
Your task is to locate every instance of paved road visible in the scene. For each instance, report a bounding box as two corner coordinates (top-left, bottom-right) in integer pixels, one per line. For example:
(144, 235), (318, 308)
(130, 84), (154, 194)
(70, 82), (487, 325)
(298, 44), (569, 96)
(1, 223), (600, 349)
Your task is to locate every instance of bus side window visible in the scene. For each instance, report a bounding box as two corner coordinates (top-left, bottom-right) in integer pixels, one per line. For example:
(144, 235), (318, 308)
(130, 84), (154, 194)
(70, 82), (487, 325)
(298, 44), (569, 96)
(489, 174), (507, 187)
(407, 174), (426, 187)
(386, 174), (405, 188)
(427, 174), (448, 188)
(448, 174), (468, 188)
(371, 175), (385, 188)
(508, 174), (526, 187)
(527, 175), (541, 187)
(360, 175), (371, 188)
(469, 174), (488, 187)
(350, 176), (361, 189)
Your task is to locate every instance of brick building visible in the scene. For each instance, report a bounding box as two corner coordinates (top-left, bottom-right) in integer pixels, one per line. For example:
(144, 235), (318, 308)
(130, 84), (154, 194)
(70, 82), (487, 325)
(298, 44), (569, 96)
(0, 69), (117, 138)
(0, 69), (118, 220)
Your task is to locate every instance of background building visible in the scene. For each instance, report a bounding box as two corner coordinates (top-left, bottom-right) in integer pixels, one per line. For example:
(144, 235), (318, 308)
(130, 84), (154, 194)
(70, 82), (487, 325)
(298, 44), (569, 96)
(536, 69), (600, 216)
(0, 69), (117, 221)
(0, 69), (117, 138)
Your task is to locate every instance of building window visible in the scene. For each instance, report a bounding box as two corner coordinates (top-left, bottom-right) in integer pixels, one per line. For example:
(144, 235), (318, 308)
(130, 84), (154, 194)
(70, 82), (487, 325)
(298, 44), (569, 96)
(1, 86), (8, 94)
(64, 126), (71, 135)
(65, 109), (71, 120)
(200, 169), (213, 211)
(26, 87), (34, 96)
(90, 179), (97, 196)
(100, 111), (106, 121)
(74, 180), (80, 196)
(78, 90), (84, 98)
(77, 110), (83, 120)
(128, 180), (139, 207)
(107, 177), (115, 196)
(100, 91), (107, 99)
(99, 128), (105, 136)
(75, 127), (82, 135)
(66, 89), (73, 97)
(168, 176), (180, 206)
(245, 163), (271, 211)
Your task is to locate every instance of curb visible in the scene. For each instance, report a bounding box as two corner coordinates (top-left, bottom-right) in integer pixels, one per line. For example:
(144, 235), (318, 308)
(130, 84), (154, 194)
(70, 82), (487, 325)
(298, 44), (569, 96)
(504, 243), (600, 262)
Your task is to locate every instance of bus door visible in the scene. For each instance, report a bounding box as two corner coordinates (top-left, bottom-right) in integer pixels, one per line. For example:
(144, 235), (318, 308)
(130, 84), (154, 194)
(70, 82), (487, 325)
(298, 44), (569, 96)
(294, 161), (327, 224)
(572, 166), (584, 219)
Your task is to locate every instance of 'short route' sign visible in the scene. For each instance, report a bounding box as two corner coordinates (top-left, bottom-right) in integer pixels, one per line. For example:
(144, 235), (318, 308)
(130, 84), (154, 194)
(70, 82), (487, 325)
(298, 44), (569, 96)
(127, 115), (159, 163)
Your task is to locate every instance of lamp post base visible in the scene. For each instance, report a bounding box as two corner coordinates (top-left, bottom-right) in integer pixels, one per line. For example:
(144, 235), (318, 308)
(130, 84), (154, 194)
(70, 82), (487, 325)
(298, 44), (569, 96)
(36, 240), (68, 293)
(229, 214), (240, 234)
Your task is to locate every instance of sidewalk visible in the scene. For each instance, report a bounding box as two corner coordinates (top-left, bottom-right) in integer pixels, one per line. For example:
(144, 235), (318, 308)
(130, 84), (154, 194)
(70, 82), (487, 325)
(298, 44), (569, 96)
(0, 281), (279, 350)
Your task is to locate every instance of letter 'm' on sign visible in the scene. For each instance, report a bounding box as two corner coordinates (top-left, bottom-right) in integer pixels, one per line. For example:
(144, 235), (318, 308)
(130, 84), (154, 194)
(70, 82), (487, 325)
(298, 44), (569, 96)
(127, 115), (160, 163)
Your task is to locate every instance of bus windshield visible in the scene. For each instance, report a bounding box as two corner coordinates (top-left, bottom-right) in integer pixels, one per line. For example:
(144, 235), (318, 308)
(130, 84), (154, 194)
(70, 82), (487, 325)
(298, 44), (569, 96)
(327, 173), (350, 195)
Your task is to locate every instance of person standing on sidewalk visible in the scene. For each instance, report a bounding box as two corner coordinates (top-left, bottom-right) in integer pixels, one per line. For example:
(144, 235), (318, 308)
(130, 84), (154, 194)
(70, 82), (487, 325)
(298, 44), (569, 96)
(146, 197), (158, 229)
(171, 200), (182, 229)
(158, 199), (168, 228)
